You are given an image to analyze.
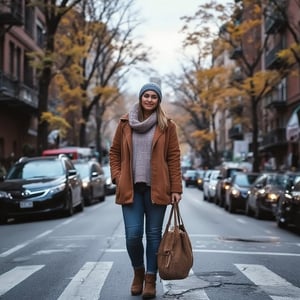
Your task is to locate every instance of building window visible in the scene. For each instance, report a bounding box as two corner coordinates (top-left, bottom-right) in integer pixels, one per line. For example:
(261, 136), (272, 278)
(24, 52), (33, 87)
(36, 20), (45, 48)
(9, 41), (15, 78)
(16, 47), (21, 81)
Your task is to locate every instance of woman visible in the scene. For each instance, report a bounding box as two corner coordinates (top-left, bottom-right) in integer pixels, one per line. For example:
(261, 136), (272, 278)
(109, 82), (182, 298)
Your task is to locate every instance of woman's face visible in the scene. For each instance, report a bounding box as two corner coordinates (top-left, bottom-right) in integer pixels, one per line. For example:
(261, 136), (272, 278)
(140, 90), (159, 114)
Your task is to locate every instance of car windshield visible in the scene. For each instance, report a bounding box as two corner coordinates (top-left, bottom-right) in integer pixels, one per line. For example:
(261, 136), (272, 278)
(186, 170), (197, 176)
(6, 160), (64, 179)
(227, 168), (243, 178)
(234, 174), (258, 186)
(268, 174), (289, 188)
(74, 164), (89, 178)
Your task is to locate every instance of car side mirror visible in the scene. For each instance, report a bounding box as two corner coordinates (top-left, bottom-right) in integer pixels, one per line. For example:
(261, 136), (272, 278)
(68, 169), (77, 176)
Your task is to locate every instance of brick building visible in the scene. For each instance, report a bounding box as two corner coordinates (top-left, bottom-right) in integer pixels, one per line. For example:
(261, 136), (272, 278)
(0, 0), (45, 167)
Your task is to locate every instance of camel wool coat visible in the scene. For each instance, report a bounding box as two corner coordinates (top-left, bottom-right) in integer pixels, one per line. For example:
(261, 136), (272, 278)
(109, 114), (182, 205)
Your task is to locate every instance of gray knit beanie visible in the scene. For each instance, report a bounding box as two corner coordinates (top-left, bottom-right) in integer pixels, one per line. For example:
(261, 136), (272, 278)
(139, 82), (162, 102)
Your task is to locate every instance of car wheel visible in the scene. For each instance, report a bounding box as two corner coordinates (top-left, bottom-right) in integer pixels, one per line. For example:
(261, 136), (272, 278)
(86, 188), (93, 205)
(0, 215), (7, 224)
(276, 201), (287, 228)
(228, 200), (235, 213)
(99, 192), (105, 202)
(245, 198), (252, 216)
(255, 201), (263, 219)
(77, 197), (84, 212)
(219, 195), (225, 207)
(65, 190), (74, 217)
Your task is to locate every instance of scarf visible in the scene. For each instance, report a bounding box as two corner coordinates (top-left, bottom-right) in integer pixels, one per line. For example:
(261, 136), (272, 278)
(129, 103), (157, 185)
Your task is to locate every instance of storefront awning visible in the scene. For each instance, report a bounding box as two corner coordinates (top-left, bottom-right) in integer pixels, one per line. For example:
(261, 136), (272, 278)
(286, 105), (300, 142)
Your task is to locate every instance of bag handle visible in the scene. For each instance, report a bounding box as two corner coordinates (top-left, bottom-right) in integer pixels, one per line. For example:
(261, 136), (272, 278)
(165, 202), (185, 231)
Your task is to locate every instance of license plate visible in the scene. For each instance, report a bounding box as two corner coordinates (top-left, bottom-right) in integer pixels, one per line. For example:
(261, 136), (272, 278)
(20, 201), (33, 208)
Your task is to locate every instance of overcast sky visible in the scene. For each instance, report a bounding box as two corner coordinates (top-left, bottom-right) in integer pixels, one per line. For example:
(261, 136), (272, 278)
(126, 0), (200, 93)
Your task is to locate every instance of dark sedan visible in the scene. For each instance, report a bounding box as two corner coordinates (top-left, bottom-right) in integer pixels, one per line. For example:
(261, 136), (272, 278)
(73, 160), (106, 205)
(225, 172), (259, 213)
(276, 174), (300, 229)
(0, 155), (83, 224)
(183, 170), (199, 187)
(246, 172), (290, 219)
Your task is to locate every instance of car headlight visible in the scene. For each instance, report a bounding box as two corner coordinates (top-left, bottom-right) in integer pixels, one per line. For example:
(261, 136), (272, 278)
(224, 184), (230, 190)
(106, 177), (112, 185)
(266, 193), (278, 202)
(82, 181), (89, 188)
(231, 188), (240, 197)
(49, 183), (66, 194)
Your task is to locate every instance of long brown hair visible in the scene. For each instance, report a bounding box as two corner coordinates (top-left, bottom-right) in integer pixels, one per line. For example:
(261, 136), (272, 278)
(138, 102), (168, 130)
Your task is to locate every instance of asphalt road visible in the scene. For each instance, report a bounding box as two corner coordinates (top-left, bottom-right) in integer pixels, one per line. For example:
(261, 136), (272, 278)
(0, 185), (299, 300)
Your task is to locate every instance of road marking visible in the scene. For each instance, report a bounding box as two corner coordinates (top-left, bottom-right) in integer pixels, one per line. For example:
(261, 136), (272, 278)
(0, 265), (44, 296)
(0, 230), (52, 257)
(102, 248), (300, 257)
(57, 262), (113, 300)
(0, 243), (29, 257)
(35, 230), (53, 239)
(0, 219), (74, 257)
(235, 264), (300, 299)
(236, 218), (247, 224)
(33, 249), (72, 255)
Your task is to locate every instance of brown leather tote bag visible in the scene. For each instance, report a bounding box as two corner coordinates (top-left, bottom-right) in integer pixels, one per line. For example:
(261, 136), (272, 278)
(157, 202), (193, 280)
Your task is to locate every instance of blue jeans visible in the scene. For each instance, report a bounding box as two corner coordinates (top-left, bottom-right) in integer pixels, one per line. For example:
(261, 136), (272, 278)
(122, 183), (166, 274)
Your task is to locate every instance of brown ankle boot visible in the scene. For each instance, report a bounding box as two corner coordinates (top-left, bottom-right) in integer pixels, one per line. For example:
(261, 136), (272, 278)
(131, 267), (145, 296)
(142, 273), (156, 299)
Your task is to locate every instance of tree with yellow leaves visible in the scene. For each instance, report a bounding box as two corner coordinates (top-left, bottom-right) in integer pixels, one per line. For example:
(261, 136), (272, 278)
(29, 0), (82, 154)
(180, 0), (288, 171)
(167, 55), (232, 168)
(53, 0), (149, 160)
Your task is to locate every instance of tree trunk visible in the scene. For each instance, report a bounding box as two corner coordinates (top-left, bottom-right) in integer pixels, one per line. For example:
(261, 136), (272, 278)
(37, 67), (52, 154)
(251, 97), (260, 172)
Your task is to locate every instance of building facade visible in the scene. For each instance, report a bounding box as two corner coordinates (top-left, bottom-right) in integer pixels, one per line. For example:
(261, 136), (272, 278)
(222, 0), (300, 171)
(0, 0), (45, 167)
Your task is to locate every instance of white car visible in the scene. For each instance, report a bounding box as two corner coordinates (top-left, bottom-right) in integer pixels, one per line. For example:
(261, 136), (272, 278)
(207, 170), (221, 202)
(202, 170), (213, 201)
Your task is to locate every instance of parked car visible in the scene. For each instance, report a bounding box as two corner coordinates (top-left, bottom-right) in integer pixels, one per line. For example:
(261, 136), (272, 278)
(202, 169), (213, 201)
(215, 164), (244, 206)
(102, 165), (116, 195)
(275, 173), (300, 229)
(73, 160), (106, 205)
(207, 170), (221, 202)
(225, 172), (259, 213)
(0, 155), (83, 224)
(246, 172), (291, 219)
(183, 169), (199, 188)
(196, 169), (205, 190)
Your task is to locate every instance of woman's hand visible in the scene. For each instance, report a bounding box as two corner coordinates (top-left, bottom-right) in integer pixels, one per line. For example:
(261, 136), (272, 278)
(171, 192), (181, 203)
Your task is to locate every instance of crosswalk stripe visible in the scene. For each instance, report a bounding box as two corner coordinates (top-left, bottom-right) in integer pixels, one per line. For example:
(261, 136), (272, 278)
(57, 261), (113, 300)
(235, 264), (300, 299)
(0, 265), (44, 296)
